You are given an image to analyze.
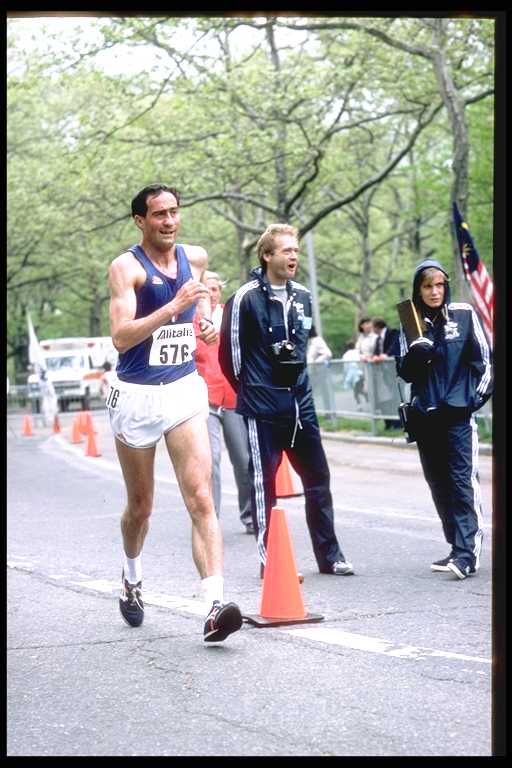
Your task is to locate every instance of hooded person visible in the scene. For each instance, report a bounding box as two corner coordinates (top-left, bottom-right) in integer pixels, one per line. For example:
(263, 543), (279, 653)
(397, 258), (492, 580)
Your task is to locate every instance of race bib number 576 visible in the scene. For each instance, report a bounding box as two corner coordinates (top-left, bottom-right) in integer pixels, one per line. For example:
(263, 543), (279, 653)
(149, 323), (196, 367)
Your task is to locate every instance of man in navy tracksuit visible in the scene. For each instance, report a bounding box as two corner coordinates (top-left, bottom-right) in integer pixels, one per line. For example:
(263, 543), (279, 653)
(397, 259), (492, 580)
(219, 223), (353, 577)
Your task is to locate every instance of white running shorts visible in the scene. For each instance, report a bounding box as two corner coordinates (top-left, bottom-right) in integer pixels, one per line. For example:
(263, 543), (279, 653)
(106, 371), (208, 449)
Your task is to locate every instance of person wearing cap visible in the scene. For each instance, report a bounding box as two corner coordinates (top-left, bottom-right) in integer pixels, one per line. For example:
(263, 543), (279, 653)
(194, 271), (254, 534)
(397, 258), (492, 580)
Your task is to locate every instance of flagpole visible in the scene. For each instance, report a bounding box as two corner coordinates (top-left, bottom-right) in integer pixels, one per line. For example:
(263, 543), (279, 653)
(26, 311), (59, 424)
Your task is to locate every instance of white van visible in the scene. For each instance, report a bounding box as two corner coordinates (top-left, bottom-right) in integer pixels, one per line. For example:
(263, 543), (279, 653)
(28, 337), (118, 411)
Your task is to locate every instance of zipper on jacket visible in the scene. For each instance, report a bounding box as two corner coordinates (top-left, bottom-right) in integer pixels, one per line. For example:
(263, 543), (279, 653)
(269, 293), (292, 339)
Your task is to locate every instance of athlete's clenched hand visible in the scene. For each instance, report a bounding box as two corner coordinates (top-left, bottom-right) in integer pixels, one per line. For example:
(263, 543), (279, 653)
(199, 318), (218, 345)
(170, 279), (210, 315)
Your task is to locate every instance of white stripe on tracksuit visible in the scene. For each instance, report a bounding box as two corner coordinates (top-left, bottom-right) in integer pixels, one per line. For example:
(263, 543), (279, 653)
(449, 303), (492, 396)
(229, 280), (259, 380)
(470, 414), (484, 569)
(247, 416), (268, 565)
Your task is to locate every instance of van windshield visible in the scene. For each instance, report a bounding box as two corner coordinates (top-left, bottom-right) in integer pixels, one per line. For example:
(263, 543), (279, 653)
(45, 355), (85, 371)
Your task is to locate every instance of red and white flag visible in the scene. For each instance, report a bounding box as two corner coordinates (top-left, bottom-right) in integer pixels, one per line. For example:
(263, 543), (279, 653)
(452, 202), (493, 342)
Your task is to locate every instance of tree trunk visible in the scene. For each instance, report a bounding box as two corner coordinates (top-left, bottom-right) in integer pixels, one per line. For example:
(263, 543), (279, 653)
(266, 20), (288, 219)
(431, 20), (472, 301)
(89, 293), (104, 337)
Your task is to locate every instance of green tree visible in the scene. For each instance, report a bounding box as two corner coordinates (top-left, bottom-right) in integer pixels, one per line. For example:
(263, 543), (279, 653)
(7, 15), (495, 375)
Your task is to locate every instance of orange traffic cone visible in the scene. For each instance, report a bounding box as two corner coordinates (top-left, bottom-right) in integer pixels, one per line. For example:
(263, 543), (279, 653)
(243, 507), (323, 627)
(77, 411), (89, 434)
(275, 452), (302, 498)
(85, 411), (97, 435)
(22, 414), (34, 437)
(53, 414), (61, 434)
(70, 416), (83, 444)
(85, 420), (101, 457)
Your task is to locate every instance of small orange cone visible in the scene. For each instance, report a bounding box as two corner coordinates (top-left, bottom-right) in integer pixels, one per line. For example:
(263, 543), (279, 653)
(22, 415), (34, 437)
(275, 452), (302, 498)
(70, 416), (83, 444)
(243, 507), (323, 627)
(85, 411), (97, 435)
(78, 411), (91, 435)
(85, 421), (101, 457)
(53, 414), (61, 434)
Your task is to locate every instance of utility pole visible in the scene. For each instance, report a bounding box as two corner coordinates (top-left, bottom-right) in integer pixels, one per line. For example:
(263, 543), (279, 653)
(304, 230), (322, 336)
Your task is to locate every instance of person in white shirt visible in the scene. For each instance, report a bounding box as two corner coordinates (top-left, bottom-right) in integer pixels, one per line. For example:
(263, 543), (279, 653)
(354, 317), (376, 404)
(341, 341), (365, 409)
(355, 317), (377, 360)
(307, 326), (335, 415)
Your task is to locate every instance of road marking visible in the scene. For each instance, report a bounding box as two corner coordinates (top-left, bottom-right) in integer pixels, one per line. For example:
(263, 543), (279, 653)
(70, 577), (490, 665)
(8, 565), (491, 665)
(332, 503), (492, 529)
(286, 627), (491, 664)
(287, 498), (493, 530)
(7, 560), (36, 569)
(48, 435), (490, 522)
(47, 434), (242, 495)
(48, 436), (180, 488)
(77, 579), (207, 615)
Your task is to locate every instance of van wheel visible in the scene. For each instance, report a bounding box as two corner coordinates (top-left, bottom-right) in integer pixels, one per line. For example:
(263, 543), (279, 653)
(81, 391), (91, 411)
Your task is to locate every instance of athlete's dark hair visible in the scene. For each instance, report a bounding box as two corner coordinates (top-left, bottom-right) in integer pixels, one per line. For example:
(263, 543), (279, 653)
(131, 184), (180, 218)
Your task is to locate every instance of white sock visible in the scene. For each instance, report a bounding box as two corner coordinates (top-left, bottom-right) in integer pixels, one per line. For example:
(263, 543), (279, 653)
(201, 575), (224, 607)
(123, 554), (142, 584)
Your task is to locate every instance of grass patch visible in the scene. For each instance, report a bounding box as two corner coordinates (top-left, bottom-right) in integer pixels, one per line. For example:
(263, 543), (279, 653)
(318, 415), (372, 433)
(318, 414), (492, 443)
(476, 418), (492, 443)
(318, 415), (402, 436)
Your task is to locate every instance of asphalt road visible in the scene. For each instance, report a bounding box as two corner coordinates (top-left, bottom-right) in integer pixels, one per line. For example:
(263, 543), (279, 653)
(6, 409), (495, 756)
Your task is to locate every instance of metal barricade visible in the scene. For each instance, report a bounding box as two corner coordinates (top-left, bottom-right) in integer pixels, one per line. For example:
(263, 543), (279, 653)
(308, 360), (492, 436)
(6, 384), (30, 411)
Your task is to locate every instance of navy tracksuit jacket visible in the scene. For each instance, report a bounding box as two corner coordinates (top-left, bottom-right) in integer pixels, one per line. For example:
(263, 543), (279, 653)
(219, 267), (348, 570)
(397, 259), (493, 569)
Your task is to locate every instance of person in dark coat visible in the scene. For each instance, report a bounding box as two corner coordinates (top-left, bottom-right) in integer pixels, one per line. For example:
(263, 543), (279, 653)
(219, 223), (354, 579)
(371, 318), (401, 429)
(397, 259), (492, 580)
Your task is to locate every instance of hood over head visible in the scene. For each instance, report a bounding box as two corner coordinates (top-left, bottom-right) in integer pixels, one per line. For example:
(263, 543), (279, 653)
(412, 259), (451, 317)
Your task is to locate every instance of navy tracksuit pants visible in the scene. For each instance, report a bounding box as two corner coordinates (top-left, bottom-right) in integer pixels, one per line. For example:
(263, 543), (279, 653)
(245, 408), (346, 571)
(413, 407), (484, 569)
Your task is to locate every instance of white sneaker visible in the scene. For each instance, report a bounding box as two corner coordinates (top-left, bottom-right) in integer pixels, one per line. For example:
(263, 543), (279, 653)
(431, 555), (454, 572)
(331, 560), (354, 576)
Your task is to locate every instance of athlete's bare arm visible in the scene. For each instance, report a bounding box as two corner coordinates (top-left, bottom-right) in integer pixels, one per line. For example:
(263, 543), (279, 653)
(109, 251), (211, 354)
(185, 245), (217, 345)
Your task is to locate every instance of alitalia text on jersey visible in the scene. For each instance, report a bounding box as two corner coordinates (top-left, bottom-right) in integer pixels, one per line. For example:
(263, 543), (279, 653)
(116, 244), (198, 385)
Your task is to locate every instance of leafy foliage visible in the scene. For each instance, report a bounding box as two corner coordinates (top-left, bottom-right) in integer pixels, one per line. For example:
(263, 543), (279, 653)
(7, 15), (495, 377)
